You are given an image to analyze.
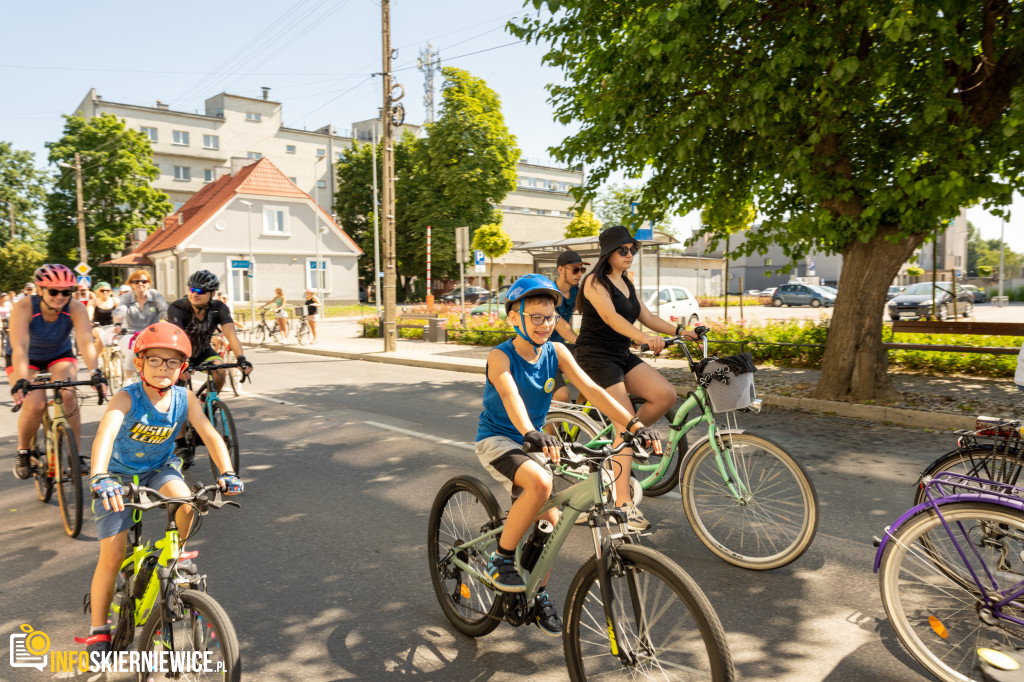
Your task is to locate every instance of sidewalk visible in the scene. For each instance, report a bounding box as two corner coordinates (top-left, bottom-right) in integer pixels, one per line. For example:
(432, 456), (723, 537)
(250, 317), (1022, 431)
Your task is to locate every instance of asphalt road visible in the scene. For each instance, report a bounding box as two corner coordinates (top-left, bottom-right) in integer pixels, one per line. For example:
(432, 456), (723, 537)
(0, 350), (960, 680)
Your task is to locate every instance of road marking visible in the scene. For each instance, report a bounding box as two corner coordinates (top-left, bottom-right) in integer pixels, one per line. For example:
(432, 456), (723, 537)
(237, 392), (302, 407)
(365, 421), (474, 450)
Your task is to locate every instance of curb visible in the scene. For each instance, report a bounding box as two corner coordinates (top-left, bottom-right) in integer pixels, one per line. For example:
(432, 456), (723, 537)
(253, 342), (975, 431)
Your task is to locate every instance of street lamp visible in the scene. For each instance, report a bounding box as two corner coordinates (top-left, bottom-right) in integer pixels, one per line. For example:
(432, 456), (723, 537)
(239, 200), (256, 326)
(313, 155), (327, 315)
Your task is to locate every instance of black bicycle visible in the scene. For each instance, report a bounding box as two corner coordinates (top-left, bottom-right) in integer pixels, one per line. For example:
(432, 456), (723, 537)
(179, 361), (247, 477)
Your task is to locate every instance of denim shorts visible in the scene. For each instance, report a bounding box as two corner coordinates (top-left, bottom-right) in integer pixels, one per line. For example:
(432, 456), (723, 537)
(476, 435), (549, 498)
(92, 458), (184, 540)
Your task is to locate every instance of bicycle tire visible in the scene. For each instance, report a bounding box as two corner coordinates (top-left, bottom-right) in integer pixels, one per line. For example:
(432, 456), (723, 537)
(253, 325), (266, 345)
(644, 426), (690, 497)
(878, 501), (1024, 682)
(428, 476), (504, 637)
(136, 588), (241, 682)
(223, 350), (240, 397)
(914, 445), (1023, 508)
(32, 423), (53, 502)
(208, 400), (240, 477)
(55, 423), (83, 537)
(563, 544), (735, 681)
(296, 322), (310, 345)
(680, 432), (818, 570)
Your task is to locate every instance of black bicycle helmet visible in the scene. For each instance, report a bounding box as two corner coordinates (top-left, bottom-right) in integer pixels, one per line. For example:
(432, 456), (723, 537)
(187, 270), (219, 291)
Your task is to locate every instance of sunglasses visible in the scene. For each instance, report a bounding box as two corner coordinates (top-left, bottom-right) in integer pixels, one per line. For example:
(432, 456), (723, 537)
(617, 245), (640, 257)
(143, 356), (184, 370)
(45, 288), (73, 297)
(131, 279), (150, 284)
(522, 313), (559, 326)
(189, 287), (211, 295)
(569, 266), (586, 275)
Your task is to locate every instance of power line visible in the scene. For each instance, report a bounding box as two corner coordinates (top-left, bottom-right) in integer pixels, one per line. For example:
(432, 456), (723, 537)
(0, 63), (369, 77)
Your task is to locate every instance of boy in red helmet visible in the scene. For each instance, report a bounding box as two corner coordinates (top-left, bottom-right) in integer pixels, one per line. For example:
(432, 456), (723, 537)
(79, 322), (242, 656)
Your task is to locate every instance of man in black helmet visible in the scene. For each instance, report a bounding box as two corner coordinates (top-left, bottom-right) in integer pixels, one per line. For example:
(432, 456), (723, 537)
(167, 270), (252, 393)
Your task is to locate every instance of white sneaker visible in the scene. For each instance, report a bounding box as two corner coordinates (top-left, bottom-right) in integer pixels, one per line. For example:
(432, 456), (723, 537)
(622, 503), (651, 531)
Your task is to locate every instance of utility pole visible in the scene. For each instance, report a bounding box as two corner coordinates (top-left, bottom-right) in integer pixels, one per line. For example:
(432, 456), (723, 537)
(59, 152), (88, 265)
(381, 0), (397, 351)
(372, 125), (382, 319)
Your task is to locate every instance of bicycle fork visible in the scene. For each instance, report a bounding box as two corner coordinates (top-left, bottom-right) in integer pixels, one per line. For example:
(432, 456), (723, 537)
(591, 524), (637, 668)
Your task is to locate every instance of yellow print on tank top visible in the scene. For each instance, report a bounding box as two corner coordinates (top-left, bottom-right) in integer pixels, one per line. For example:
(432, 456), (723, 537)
(128, 422), (173, 444)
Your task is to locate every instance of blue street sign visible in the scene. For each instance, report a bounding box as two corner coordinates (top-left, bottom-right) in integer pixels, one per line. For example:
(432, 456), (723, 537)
(955, 269), (962, 278)
(77, 276), (91, 287)
(231, 260), (250, 269)
(635, 226), (654, 241)
(474, 250), (485, 266)
(309, 260), (326, 270)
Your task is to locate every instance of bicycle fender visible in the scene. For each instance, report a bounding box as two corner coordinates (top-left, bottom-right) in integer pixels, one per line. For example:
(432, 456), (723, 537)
(872, 493), (1024, 573)
(678, 429), (746, 470)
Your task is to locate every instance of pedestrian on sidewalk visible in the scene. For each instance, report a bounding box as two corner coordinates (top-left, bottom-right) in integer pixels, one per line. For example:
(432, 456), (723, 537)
(549, 249), (587, 404)
(261, 288), (288, 339)
(303, 289), (321, 343)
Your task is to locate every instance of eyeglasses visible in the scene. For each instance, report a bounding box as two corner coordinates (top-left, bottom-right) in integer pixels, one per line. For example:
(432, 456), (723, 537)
(617, 245), (639, 257)
(143, 356), (184, 370)
(522, 313), (559, 326)
(98, 289), (111, 293)
(131, 279), (150, 284)
(189, 287), (211, 295)
(570, 266), (586, 275)
(45, 288), (73, 297)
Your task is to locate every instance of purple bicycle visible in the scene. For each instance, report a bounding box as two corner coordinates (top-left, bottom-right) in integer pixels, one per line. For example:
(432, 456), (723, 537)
(874, 472), (1024, 681)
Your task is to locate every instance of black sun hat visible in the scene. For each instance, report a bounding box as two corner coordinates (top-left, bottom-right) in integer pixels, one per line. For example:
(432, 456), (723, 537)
(556, 250), (589, 267)
(598, 225), (639, 256)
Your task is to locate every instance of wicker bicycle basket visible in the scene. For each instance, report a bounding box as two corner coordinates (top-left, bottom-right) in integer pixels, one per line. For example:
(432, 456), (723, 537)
(698, 357), (757, 414)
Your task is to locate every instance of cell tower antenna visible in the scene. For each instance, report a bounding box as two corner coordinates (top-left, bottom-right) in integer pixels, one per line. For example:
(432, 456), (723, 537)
(417, 44), (441, 124)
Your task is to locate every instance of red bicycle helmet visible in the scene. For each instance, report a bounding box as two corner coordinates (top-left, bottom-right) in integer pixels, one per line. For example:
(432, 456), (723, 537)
(34, 264), (77, 288)
(132, 322), (192, 359)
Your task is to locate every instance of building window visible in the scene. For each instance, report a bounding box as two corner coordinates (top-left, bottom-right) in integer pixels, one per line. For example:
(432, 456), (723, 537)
(336, 152), (344, 161)
(520, 207), (531, 214)
(307, 259), (329, 292)
(172, 130), (190, 146)
(140, 126), (158, 142)
(263, 207), (288, 234)
(247, 151), (262, 160)
(316, 148), (326, 157)
(286, 144), (296, 154)
(230, 263), (251, 304)
(173, 166), (191, 181)
(317, 180), (326, 189)
(246, 112), (261, 122)
(518, 177), (531, 187)
(204, 169), (214, 183)
(203, 134), (219, 149)
(536, 209), (548, 216)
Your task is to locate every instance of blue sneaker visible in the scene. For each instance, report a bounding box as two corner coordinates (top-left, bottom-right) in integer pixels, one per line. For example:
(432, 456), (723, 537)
(534, 592), (562, 636)
(486, 552), (525, 592)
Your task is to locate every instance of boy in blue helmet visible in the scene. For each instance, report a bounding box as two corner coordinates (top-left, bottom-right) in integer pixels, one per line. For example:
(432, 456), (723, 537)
(476, 274), (662, 636)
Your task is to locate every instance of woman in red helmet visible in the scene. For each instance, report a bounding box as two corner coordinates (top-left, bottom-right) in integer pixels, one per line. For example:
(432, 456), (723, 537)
(7, 264), (104, 480)
(80, 322), (242, 658)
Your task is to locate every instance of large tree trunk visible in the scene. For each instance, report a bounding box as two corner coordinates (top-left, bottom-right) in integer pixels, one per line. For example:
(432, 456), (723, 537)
(812, 225), (926, 402)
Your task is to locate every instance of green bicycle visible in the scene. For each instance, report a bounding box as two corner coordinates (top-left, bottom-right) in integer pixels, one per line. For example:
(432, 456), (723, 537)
(545, 333), (818, 571)
(429, 439), (736, 681)
(85, 482), (241, 682)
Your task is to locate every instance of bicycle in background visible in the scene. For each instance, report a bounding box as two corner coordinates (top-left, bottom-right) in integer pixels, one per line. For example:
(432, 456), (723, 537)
(179, 360), (246, 477)
(293, 306), (313, 345)
(251, 310), (285, 345)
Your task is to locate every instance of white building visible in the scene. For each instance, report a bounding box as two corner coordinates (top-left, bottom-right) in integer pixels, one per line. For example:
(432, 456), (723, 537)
(101, 158), (362, 308)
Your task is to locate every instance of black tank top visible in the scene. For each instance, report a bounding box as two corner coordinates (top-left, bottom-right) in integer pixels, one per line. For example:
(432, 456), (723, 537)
(93, 302), (115, 326)
(576, 276), (640, 352)
(305, 297), (317, 315)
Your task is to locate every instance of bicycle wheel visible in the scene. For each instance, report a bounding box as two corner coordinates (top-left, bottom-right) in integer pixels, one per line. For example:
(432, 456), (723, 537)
(680, 432), (818, 570)
(253, 325), (266, 345)
(32, 423), (54, 502)
(107, 349), (124, 391)
(222, 351), (240, 397)
(878, 502), (1024, 682)
(914, 445), (1022, 507)
(428, 476), (504, 637)
(136, 588), (240, 682)
(296, 321), (311, 345)
(563, 544), (735, 681)
(208, 400), (240, 477)
(55, 423), (83, 537)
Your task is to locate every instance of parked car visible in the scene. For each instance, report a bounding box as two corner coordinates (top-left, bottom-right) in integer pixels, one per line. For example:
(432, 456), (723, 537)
(961, 284), (987, 303)
(640, 285), (701, 326)
(886, 285), (905, 300)
(745, 289), (761, 297)
(771, 283), (836, 308)
(439, 286), (490, 305)
(887, 281), (974, 320)
(758, 287), (778, 305)
(470, 286), (510, 318)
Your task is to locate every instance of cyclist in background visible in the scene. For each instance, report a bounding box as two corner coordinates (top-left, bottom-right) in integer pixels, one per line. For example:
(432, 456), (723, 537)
(7, 264), (105, 479)
(89, 282), (117, 360)
(112, 269), (167, 384)
(549, 250), (587, 404)
(167, 270), (252, 394)
(82, 322), (241, 657)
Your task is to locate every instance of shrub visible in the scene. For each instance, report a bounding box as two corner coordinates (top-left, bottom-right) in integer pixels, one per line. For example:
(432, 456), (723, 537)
(446, 313), (515, 345)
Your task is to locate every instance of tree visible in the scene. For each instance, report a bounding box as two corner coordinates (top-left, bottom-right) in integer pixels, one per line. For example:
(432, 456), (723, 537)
(0, 240), (47, 292)
(45, 114), (171, 266)
(702, 201), (756, 304)
(513, 2), (1024, 401)
(593, 183), (673, 234)
(472, 221), (513, 299)
(416, 67), (520, 281)
(0, 141), (47, 247)
(563, 208), (601, 238)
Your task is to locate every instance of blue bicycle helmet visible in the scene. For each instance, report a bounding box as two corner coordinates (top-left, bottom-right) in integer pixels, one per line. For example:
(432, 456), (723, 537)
(504, 274), (562, 354)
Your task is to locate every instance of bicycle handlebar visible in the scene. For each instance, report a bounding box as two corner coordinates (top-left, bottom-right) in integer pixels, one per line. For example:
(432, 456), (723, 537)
(528, 437), (648, 464)
(190, 360), (251, 383)
(11, 378), (106, 413)
(121, 482), (240, 512)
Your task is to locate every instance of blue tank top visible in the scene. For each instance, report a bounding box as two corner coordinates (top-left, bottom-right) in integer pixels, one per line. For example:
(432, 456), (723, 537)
(477, 339), (558, 443)
(28, 296), (73, 359)
(109, 383), (189, 475)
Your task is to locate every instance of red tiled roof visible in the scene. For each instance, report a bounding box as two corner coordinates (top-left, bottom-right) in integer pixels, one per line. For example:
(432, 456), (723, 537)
(101, 252), (154, 266)
(125, 158), (362, 257)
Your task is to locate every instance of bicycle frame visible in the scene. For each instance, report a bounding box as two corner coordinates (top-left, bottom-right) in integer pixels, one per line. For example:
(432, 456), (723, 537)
(116, 503), (184, 628)
(28, 379), (75, 477)
(874, 472), (1024, 627)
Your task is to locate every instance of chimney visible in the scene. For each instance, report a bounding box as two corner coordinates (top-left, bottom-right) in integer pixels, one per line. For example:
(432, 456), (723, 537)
(156, 100), (169, 110)
(178, 213), (184, 225)
(214, 165), (231, 180)
(261, 86), (270, 100)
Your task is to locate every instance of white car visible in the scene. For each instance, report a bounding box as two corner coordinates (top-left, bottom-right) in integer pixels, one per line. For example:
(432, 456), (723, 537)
(640, 286), (701, 327)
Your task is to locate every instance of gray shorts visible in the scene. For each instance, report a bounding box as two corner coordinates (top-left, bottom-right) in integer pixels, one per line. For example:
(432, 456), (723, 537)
(476, 435), (550, 498)
(92, 458), (185, 540)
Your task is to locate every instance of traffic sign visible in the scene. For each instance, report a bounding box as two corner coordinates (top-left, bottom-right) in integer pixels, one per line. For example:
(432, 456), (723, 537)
(74, 262), (91, 276)
(231, 260), (251, 269)
(474, 250), (486, 274)
(77, 276), (91, 287)
(635, 226), (653, 241)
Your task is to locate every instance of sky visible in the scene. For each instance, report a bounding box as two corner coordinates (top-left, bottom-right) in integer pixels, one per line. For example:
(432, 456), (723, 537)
(1, 0), (1021, 253)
